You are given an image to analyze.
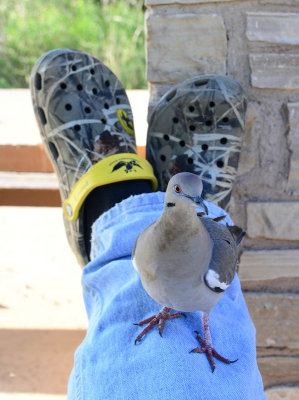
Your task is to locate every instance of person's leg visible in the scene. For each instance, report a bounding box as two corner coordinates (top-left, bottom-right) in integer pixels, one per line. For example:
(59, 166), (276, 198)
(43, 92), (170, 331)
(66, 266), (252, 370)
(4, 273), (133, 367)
(31, 50), (265, 399)
(70, 194), (265, 400)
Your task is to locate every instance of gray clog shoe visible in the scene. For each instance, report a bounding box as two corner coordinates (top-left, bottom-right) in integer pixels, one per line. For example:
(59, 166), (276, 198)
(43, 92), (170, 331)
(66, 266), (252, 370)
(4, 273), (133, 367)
(30, 49), (157, 266)
(146, 75), (247, 209)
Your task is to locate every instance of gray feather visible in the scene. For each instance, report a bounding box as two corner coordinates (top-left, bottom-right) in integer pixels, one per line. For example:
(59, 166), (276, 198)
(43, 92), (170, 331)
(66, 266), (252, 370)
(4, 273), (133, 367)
(200, 218), (243, 291)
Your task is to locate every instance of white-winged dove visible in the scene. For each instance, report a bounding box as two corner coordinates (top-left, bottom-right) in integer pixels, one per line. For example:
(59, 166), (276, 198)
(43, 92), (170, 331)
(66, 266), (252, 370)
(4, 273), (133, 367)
(132, 172), (245, 372)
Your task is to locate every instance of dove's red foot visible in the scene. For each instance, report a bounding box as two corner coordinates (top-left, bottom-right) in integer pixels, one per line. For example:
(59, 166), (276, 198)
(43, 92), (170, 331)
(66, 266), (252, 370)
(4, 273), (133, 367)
(190, 331), (238, 372)
(134, 306), (185, 344)
(189, 313), (238, 372)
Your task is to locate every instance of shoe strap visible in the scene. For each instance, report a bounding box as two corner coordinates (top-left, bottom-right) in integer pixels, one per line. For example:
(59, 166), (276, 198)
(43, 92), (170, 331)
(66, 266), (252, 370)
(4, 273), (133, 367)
(63, 153), (158, 221)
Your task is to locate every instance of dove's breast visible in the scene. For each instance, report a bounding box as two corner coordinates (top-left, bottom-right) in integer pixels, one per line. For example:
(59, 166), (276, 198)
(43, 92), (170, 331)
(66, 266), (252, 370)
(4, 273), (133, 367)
(134, 216), (221, 313)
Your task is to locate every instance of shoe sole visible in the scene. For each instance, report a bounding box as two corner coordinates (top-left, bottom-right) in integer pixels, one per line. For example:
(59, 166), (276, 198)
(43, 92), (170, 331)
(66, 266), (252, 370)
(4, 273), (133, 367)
(146, 75), (247, 209)
(30, 48), (137, 265)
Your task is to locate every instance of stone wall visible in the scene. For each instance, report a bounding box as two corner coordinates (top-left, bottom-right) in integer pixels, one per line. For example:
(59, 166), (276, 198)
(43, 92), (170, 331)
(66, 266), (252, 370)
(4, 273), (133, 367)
(145, 0), (299, 397)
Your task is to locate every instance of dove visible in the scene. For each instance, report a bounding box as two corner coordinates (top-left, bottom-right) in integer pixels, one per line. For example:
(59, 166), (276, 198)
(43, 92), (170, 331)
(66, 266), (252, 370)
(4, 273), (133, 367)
(132, 172), (245, 372)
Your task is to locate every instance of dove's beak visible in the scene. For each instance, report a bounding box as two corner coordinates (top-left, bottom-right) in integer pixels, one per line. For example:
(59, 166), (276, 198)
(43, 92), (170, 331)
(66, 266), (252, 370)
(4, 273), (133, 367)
(193, 196), (209, 215)
(184, 194), (208, 215)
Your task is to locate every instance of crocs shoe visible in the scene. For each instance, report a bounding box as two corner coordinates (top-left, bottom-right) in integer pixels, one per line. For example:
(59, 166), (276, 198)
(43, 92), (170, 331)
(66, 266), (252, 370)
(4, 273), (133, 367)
(146, 75), (247, 209)
(30, 49), (157, 266)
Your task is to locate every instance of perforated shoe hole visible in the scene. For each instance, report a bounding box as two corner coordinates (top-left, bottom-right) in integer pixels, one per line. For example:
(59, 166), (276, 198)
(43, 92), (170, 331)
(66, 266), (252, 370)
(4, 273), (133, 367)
(71, 65), (77, 71)
(202, 144), (208, 151)
(163, 134), (169, 141)
(166, 89), (177, 102)
(173, 117), (179, 124)
(77, 84), (83, 91)
(101, 118), (107, 124)
(179, 140), (185, 147)
(217, 160), (224, 168)
(105, 80), (110, 87)
(104, 103), (109, 109)
(189, 105), (195, 112)
(85, 106), (91, 113)
(220, 137), (227, 145)
(195, 79), (208, 87)
(60, 82), (67, 89)
(65, 103), (72, 111)
(49, 141), (59, 160)
(37, 107), (47, 125)
(35, 73), (42, 90)
(187, 157), (193, 164)
(74, 125), (81, 131)
(222, 117), (229, 123)
(116, 97), (120, 104)
(209, 101), (215, 108)
(205, 120), (212, 127)
(92, 88), (98, 95)
(189, 125), (195, 131)
(160, 154), (166, 162)
(90, 68), (95, 75)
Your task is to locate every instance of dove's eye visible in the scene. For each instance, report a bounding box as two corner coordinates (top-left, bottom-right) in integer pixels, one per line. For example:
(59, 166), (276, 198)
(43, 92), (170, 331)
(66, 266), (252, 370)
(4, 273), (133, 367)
(174, 184), (181, 194)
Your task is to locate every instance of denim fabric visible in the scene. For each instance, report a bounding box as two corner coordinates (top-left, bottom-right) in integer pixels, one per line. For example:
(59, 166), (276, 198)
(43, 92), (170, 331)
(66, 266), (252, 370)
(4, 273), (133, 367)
(67, 192), (266, 400)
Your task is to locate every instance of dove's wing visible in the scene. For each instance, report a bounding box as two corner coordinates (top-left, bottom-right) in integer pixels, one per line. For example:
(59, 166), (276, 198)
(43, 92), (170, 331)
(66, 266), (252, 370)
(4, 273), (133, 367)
(200, 218), (244, 292)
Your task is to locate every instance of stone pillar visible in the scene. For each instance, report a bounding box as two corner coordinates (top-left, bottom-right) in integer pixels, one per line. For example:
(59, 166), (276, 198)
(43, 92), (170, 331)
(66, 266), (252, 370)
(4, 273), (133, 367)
(145, 1), (299, 397)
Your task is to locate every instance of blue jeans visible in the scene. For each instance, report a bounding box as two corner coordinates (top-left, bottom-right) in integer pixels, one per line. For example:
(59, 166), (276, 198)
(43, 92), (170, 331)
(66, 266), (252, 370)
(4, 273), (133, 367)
(67, 192), (265, 400)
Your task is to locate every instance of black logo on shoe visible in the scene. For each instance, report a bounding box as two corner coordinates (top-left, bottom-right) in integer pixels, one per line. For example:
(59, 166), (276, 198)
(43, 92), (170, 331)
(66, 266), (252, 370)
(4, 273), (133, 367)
(112, 159), (142, 173)
(117, 109), (134, 135)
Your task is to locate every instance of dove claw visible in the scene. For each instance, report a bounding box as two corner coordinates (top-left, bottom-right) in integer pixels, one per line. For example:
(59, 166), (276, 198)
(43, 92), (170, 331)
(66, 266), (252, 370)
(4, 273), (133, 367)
(191, 329), (238, 372)
(134, 307), (185, 344)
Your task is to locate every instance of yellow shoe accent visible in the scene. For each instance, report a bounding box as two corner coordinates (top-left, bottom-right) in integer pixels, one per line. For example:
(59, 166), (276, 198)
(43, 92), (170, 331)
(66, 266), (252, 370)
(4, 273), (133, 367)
(117, 109), (134, 135)
(63, 153), (158, 221)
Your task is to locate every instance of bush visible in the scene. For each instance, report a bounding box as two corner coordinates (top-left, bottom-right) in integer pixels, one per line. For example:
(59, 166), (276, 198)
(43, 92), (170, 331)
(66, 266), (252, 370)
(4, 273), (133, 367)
(0, 0), (146, 88)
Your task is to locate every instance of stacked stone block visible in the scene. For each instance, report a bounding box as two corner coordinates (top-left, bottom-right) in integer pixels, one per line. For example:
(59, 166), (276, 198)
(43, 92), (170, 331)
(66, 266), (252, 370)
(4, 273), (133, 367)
(145, 1), (299, 397)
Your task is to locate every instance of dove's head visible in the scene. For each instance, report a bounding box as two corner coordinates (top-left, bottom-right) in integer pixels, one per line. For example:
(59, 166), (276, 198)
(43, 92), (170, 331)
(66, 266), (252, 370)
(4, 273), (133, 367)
(164, 172), (208, 215)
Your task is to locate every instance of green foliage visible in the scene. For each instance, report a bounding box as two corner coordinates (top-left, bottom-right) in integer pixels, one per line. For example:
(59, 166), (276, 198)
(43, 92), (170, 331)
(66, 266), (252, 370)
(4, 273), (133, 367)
(0, 0), (146, 88)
